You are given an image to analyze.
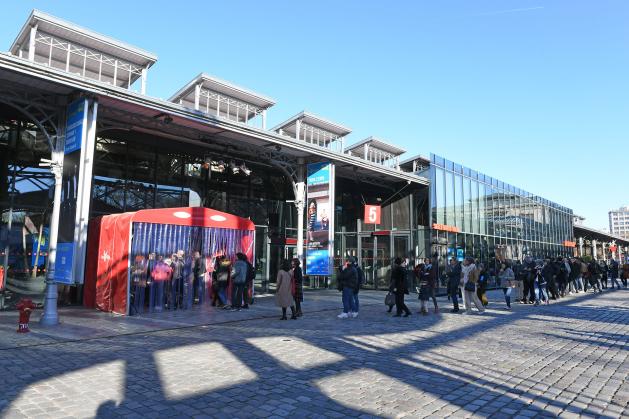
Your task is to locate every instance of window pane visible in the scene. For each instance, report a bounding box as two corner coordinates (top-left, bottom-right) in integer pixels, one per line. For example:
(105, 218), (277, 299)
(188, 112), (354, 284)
(445, 171), (454, 226)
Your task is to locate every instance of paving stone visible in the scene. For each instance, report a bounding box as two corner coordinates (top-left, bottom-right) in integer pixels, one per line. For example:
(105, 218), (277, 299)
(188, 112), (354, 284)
(0, 289), (627, 418)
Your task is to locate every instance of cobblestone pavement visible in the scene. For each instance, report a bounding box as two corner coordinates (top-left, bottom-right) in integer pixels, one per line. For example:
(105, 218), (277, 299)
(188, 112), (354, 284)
(0, 289), (627, 419)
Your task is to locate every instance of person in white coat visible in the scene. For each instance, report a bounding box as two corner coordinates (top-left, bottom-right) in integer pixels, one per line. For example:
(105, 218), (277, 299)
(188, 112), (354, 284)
(461, 257), (485, 314)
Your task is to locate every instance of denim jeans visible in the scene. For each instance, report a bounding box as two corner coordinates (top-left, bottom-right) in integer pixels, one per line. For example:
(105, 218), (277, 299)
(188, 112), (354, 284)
(196, 275), (206, 304)
(218, 286), (228, 305)
(451, 290), (459, 310)
(149, 281), (165, 312)
(503, 287), (512, 308)
(232, 283), (245, 308)
(352, 291), (360, 312)
(342, 287), (357, 313)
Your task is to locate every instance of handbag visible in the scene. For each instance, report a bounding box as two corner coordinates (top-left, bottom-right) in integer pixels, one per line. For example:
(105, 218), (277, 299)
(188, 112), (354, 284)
(385, 292), (395, 306)
(464, 281), (475, 292)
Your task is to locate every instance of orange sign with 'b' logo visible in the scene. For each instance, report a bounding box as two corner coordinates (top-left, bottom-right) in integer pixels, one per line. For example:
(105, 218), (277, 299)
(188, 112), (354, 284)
(364, 205), (381, 225)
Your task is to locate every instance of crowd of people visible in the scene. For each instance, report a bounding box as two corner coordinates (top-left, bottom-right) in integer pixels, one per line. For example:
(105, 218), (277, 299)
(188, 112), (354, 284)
(132, 250), (627, 320)
(130, 251), (256, 315)
(440, 255), (627, 315)
(332, 254), (628, 319)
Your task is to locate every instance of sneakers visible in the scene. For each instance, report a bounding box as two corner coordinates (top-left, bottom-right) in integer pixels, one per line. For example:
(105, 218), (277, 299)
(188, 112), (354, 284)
(337, 312), (349, 319)
(351, 312), (358, 318)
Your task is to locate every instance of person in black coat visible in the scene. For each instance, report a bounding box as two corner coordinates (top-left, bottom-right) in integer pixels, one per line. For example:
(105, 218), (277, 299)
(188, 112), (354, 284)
(291, 258), (304, 316)
(390, 257), (411, 317)
(447, 258), (462, 312)
(609, 258), (621, 289)
(337, 258), (359, 318)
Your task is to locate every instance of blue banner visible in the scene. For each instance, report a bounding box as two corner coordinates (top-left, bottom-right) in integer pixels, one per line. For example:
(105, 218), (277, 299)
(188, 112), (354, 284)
(54, 242), (75, 284)
(64, 99), (86, 154)
(306, 162), (334, 276)
(31, 227), (49, 267)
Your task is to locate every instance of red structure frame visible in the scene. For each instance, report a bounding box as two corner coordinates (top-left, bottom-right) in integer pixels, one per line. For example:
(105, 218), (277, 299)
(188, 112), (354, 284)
(83, 207), (255, 314)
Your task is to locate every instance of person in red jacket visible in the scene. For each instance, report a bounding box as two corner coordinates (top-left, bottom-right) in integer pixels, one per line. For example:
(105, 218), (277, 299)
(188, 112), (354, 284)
(150, 255), (172, 313)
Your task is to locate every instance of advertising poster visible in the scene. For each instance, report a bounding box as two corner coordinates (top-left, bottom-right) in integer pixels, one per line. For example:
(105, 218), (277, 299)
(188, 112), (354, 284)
(55, 98), (87, 284)
(306, 162), (334, 275)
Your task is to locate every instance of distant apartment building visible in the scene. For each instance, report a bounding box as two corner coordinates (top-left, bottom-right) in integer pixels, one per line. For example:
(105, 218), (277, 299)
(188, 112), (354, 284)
(609, 206), (629, 239)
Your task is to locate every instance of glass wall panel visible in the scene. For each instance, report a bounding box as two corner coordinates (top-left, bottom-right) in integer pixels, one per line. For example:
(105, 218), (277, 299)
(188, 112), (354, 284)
(445, 171), (454, 226)
(464, 177), (472, 234)
(435, 167), (445, 225)
(479, 183), (487, 235)
(455, 175), (464, 230)
(471, 180), (479, 234)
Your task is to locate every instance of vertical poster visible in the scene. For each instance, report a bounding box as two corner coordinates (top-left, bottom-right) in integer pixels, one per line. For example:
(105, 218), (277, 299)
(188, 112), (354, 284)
(54, 98), (88, 284)
(306, 162), (334, 275)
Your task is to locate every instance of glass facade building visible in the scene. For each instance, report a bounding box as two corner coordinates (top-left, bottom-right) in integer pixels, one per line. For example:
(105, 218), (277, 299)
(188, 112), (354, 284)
(429, 154), (574, 287)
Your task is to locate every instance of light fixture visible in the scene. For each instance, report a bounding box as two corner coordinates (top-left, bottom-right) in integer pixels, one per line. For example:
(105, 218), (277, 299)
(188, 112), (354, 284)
(210, 160), (226, 173)
(239, 162), (251, 176)
(230, 161), (240, 175)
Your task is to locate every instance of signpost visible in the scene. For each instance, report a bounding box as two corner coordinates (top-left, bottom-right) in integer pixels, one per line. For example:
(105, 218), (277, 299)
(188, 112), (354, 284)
(305, 162), (335, 276)
(364, 205), (382, 225)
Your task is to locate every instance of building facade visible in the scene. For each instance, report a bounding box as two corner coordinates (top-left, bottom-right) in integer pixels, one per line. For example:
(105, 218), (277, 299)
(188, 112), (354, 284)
(427, 154), (575, 288)
(609, 206), (629, 240)
(3, 9), (620, 310)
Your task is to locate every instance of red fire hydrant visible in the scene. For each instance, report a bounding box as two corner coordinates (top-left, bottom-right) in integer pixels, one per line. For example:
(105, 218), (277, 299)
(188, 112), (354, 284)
(16, 298), (36, 333)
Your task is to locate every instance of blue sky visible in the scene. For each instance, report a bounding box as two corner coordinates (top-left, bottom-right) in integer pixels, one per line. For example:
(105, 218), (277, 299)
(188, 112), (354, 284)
(2, 1), (627, 230)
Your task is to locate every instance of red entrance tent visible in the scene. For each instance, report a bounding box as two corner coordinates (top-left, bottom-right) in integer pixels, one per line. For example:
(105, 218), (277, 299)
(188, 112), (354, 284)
(84, 207), (255, 315)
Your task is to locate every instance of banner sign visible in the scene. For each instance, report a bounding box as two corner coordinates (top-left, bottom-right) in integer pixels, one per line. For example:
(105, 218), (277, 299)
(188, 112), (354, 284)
(55, 99), (89, 284)
(364, 205), (381, 225)
(306, 162), (335, 276)
(64, 99), (86, 154)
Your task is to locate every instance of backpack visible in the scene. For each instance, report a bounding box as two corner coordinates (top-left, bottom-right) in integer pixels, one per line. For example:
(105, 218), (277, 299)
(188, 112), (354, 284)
(246, 262), (256, 283)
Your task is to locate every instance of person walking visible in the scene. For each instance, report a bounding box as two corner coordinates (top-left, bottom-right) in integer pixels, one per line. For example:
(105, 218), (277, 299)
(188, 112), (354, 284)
(422, 258), (438, 314)
(599, 259), (609, 289)
(609, 258), (621, 289)
(621, 262), (629, 288)
(276, 259), (297, 320)
(513, 260), (524, 303)
(522, 256), (536, 304)
(535, 259), (550, 305)
(351, 256), (364, 316)
(214, 255), (231, 307)
(170, 251), (184, 310)
(416, 262), (429, 315)
(546, 257), (560, 300)
(231, 253), (248, 311)
(193, 251), (207, 305)
(587, 259), (602, 293)
(461, 257), (485, 314)
(498, 262), (516, 310)
(447, 258), (462, 313)
(338, 257), (359, 318)
(390, 257), (411, 317)
(242, 256), (255, 309)
(291, 258), (304, 317)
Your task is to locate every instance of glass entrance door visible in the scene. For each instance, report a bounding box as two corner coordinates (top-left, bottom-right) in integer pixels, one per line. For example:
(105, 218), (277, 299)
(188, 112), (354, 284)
(374, 236), (391, 289)
(359, 235), (375, 289)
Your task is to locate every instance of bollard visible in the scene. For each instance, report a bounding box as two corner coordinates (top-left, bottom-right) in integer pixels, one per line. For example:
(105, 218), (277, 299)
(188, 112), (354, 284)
(16, 298), (36, 333)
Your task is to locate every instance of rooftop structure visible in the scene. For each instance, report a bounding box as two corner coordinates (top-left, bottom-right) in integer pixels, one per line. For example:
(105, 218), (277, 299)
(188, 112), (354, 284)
(399, 154), (431, 173)
(272, 111), (351, 154)
(345, 136), (406, 170)
(9, 9), (157, 93)
(169, 73), (275, 129)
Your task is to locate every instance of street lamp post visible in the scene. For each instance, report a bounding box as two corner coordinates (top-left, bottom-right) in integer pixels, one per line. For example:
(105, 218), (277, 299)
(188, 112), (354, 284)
(39, 153), (63, 326)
